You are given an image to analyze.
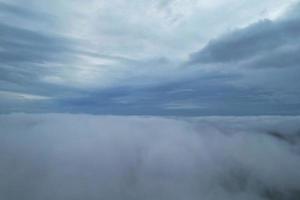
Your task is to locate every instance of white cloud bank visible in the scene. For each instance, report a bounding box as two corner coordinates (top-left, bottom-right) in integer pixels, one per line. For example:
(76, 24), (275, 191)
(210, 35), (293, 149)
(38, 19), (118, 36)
(0, 114), (300, 200)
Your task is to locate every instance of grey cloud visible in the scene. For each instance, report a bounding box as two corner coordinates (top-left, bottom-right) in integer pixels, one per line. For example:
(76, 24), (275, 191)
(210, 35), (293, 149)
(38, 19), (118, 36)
(0, 23), (73, 63)
(1, 114), (300, 200)
(179, 2), (300, 112)
(189, 4), (300, 68)
(1, 0), (300, 115)
(243, 44), (300, 69)
(0, 1), (54, 22)
(0, 3), (106, 101)
(0, 0), (77, 90)
(58, 73), (300, 116)
(0, 21), (78, 98)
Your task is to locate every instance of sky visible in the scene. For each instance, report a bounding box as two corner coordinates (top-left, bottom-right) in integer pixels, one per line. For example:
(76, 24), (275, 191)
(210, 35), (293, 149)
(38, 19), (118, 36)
(0, 0), (300, 115)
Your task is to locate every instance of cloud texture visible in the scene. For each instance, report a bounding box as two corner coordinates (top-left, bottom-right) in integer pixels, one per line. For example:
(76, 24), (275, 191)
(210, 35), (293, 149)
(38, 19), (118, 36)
(0, 0), (299, 115)
(1, 114), (300, 199)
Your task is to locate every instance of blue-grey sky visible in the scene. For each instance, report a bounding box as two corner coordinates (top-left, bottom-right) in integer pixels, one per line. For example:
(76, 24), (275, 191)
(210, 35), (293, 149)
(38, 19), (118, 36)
(0, 0), (300, 115)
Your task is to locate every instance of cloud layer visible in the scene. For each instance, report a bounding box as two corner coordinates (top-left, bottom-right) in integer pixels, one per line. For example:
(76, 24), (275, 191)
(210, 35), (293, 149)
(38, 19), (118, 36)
(1, 114), (300, 199)
(0, 0), (299, 115)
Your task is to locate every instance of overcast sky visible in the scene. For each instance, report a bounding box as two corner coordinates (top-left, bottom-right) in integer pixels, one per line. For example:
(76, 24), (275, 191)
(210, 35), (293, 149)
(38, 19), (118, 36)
(0, 0), (300, 115)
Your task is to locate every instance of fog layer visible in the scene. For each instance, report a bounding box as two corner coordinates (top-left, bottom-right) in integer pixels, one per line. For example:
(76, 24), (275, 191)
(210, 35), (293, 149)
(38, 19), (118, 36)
(1, 114), (300, 200)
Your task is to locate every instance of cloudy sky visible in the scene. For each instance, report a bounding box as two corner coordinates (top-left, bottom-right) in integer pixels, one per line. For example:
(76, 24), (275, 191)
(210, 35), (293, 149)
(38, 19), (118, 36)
(1, 0), (300, 115)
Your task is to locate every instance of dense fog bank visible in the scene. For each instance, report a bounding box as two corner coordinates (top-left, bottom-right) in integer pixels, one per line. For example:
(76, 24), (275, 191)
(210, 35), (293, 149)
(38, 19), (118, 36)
(1, 114), (300, 200)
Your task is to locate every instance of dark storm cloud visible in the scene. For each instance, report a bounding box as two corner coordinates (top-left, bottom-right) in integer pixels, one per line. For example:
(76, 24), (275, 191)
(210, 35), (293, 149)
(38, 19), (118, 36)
(189, 4), (300, 69)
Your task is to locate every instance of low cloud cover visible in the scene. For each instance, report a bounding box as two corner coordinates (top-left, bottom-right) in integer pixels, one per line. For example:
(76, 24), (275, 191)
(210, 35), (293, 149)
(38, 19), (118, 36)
(1, 1), (300, 199)
(1, 114), (300, 200)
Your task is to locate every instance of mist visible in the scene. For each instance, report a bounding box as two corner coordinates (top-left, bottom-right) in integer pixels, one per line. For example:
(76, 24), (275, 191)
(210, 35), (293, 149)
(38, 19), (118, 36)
(0, 114), (300, 200)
